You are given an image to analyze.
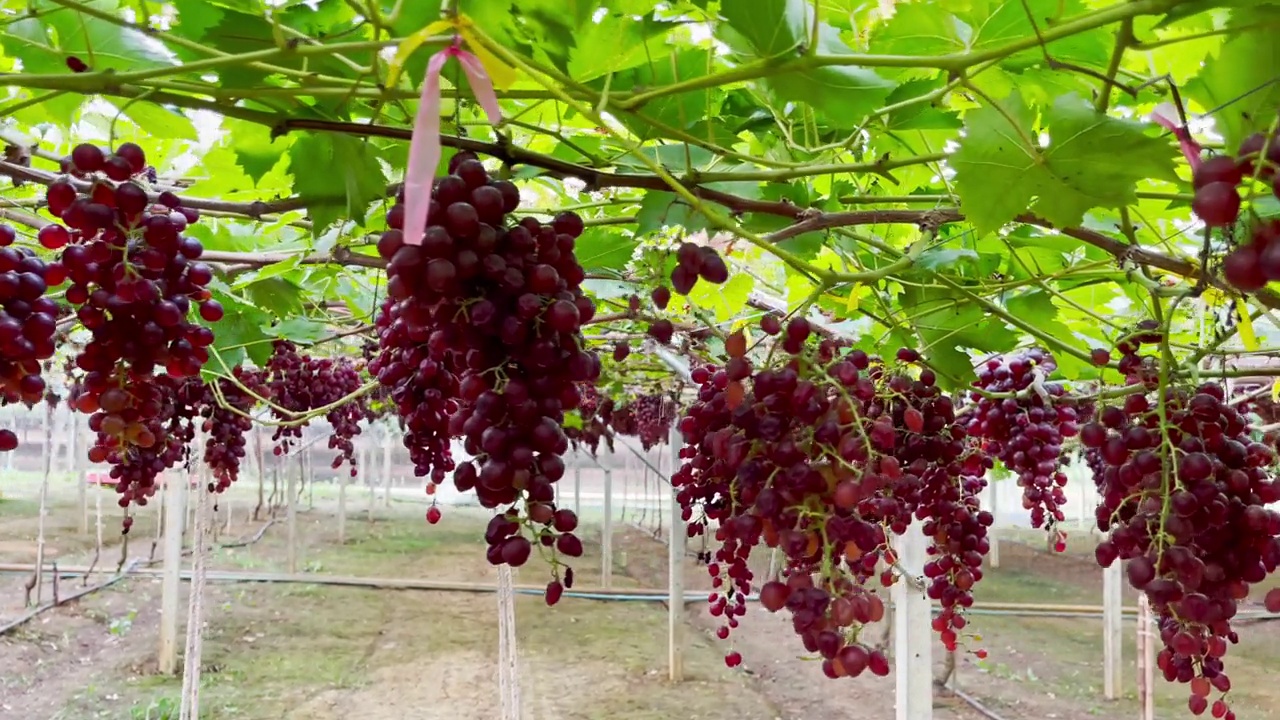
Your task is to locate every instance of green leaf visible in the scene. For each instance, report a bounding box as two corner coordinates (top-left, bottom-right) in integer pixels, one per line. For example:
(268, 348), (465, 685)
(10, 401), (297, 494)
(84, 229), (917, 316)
(1184, 8), (1280, 152)
(611, 49), (713, 141)
(568, 11), (681, 81)
(208, 291), (273, 370)
(575, 229), (638, 271)
(10, 0), (178, 74)
(951, 92), (1178, 235)
(287, 133), (388, 234)
(868, 4), (967, 56)
(244, 278), (306, 320)
(1004, 290), (1083, 355)
(228, 120), (289, 187)
(687, 272), (754, 322)
(902, 285), (1018, 385)
(114, 102), (197, 141)
(267, 317), (332, 345)
(635, 192), (709, 235)
(965, 0), (1111, 70)
(718, 0), (896, 126)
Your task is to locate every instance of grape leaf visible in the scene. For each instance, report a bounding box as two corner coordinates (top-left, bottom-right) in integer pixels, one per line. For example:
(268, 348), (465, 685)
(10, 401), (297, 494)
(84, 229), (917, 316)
(267, 317), (332, 345)
(965, 0), (1111, 70)
(610, 50), (713, 141)
(17, 0), (178, 73)
(1183, 9), (1280, 152)
(575, 229), (638, 272)
(951, 92), (1178, 236)
(867, 4), (966, 57)
(568, 12), (683, 81)
(115, 102), (198, 142)
(689, 272), (754, 323)
(902, 285), (1018, 386)
(207, 291), (274, 370)
(718, 0), (896, 126)
(228, 120), (290, 187)
(287, 134), (387, 234)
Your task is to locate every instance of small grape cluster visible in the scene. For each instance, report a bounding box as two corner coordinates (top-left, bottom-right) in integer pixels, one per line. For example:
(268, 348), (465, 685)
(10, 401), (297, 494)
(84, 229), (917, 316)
(609, 394), (674, 449)
(179, 368), (263, 492)
(674, 320), (992, 673)
(566, 383), (614, 456)
(46, 142), (220, 508)
(668, 241), (729, 295)
(1082, 330), (1280, 719)
(263, 340), (367, 474)
(0, 224), (65, 452)
(371, 151), (600, 591)
(961, 349), (1087, 529)
(1190, 130), (1280, 292)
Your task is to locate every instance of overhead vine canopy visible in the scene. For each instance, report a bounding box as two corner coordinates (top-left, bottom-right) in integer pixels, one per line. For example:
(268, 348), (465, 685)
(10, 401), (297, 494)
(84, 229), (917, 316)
(3, 0), (1280, 716)
(0, 0), (1271, 383)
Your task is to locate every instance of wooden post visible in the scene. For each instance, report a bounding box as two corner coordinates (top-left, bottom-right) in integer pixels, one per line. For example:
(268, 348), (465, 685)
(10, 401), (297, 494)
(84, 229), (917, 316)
(667, 425), (684, 683)
(337, 463), (348, 545)
(288, 453), (300, 574)
(381, 426), (393, 508)
(893, 528), (933, 720)
(76, 417), (88, 535)
(1103, 560), (1123, 699)
(158, 474), (187, 675)
(305, 450), (315, 510)
(602, 468), (613, 590)
(253, 427), (265, 521)
(1137, 594), (1155, 720)
(1078, 474), (1090, 530)
(32, 403), (53, 605)
(364, 443), (375, 521)
(988, 479), (1000, 568)
(766, 547), (780, 582)
(573, 466), (581, 517)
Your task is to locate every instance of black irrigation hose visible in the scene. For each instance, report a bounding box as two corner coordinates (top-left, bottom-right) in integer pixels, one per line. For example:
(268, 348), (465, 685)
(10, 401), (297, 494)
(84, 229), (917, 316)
(0, 558), (140, 637)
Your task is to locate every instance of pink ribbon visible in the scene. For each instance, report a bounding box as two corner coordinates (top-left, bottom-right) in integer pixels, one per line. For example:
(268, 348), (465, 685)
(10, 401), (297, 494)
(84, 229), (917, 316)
(403, 39), (504, 247)
(1150, 103), (1202, 173)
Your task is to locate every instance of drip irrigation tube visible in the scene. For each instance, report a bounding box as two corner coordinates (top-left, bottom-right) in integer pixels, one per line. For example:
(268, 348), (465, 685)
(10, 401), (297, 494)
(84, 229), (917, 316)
(5, 563), (1273, 619)
(0, 559), (141, 637)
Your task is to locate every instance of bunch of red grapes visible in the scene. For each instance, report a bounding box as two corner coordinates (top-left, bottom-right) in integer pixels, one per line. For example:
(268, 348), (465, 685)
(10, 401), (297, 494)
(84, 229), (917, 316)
(178, 368), (263, 492)
(565, 383), (614, 456)
(668, 241), (729, 295)
(609, 393), (673, 449)
(1082, 329), (1280, 719)
(370, 151), (600, 593)
(0, 224), (65, 452)
(960, 349), (1087, 529)
(45, 142), (220, 508)
(673, 318), (992, 673)
(263, 340), (368, 474)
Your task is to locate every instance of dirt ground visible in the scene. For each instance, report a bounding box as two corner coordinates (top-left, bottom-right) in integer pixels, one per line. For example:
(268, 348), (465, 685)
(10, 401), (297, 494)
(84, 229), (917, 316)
(3, 474), (1280, 720)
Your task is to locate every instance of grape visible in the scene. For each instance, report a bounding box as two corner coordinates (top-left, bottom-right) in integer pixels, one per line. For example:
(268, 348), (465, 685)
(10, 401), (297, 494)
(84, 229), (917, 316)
(960, 349), (1088, 529)
(1222, 246), (1267, 292)
(1087, 329), (1280, 719)
(673, 332), (992, 671)
(66, 56), (89, 73)
(647, 319), (674, 344)
(1192, 183), (1241, 228)
(1192, 156), (1243, 190)
(651, 285), (671, 310)
(370, 151), (600, 596)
